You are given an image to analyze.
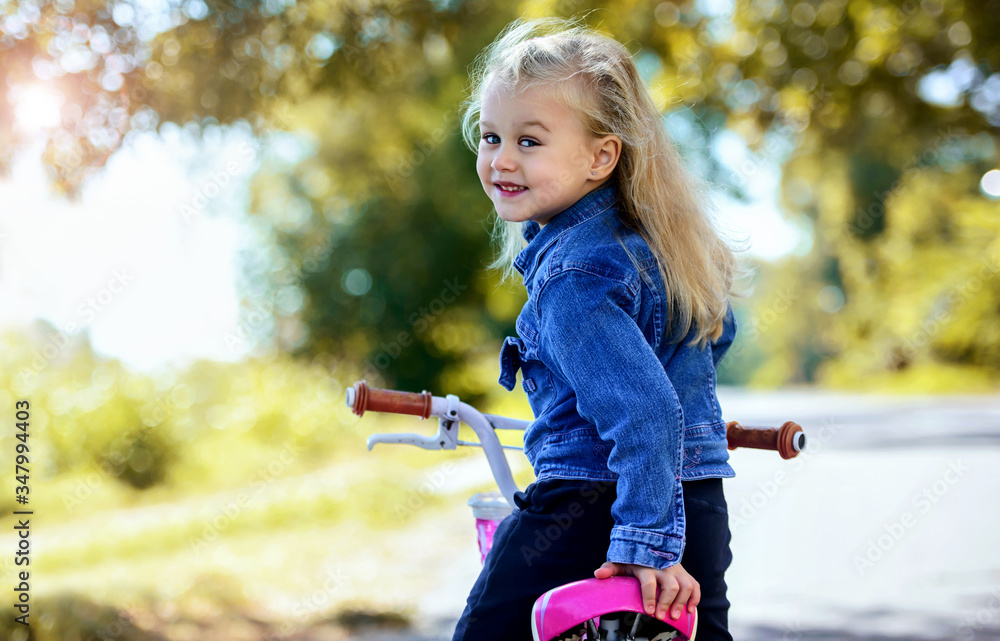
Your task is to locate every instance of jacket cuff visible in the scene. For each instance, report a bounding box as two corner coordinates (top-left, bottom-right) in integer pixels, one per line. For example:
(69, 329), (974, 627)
(607, 526), (686, 569)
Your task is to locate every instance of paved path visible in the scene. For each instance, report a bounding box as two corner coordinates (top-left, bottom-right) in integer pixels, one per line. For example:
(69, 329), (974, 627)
(717, 388), (1000, 640)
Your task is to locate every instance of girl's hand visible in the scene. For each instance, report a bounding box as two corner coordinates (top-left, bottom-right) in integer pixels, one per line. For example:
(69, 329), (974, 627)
(593, 561), (700, 622)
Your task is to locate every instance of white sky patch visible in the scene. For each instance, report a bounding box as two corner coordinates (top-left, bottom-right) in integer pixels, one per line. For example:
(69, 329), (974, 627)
(711, 129), (812, 260)
(0, 130), (255, 375)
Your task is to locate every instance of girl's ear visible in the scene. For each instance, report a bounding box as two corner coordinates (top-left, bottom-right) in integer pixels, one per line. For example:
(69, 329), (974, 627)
(590, 135), (622, 180)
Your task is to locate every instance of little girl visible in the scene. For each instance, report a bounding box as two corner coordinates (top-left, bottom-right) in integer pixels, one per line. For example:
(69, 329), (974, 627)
(453, 17), (746, 641)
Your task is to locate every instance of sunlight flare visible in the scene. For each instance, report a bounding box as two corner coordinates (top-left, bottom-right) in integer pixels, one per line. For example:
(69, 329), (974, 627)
(12, 83), (65, 133)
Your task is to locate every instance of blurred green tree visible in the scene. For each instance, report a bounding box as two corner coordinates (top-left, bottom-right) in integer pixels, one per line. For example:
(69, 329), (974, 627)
(136, 0), (530, 397)
(704, 0), (1000, 389)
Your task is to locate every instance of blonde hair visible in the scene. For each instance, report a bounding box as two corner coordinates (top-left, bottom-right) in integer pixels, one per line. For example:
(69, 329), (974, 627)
(461, 16), (752, 350)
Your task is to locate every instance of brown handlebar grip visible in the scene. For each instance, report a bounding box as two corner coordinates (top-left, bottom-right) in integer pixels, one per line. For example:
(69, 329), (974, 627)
(726, 421), (804, 460)
(348, 380), (433, 419)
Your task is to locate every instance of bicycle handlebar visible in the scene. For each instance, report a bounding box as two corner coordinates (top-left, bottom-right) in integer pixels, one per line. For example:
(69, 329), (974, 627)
(347, 379), (806, 457)
(347, 380), (433, 419)
(726, 421), (805, 460)
(348, 380), (523, 503)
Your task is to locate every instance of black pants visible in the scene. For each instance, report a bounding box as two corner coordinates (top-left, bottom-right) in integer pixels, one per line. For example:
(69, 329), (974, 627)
(452, 477), (734, 641)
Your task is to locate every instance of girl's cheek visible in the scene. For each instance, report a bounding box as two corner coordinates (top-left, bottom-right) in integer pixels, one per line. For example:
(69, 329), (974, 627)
(477, 160), (496, 196)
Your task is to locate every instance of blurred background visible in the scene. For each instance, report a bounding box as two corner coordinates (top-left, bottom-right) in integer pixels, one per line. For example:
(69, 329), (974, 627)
(0, 0), (998, 639)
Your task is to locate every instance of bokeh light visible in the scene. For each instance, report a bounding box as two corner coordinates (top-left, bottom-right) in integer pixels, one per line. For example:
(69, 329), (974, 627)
(982, 169), (1000, 198)
(11, 83), (64, 133)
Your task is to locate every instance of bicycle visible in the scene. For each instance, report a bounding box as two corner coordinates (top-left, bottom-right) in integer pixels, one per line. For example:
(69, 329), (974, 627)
(345, 379), (806, 641)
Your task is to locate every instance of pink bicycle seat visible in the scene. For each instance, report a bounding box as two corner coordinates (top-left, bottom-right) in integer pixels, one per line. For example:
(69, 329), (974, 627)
(531, 576), (697, 641)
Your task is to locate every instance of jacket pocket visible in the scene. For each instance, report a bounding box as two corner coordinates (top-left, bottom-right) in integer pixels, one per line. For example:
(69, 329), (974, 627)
(520, 358), (557, 418)
(499, 335), (557, 417)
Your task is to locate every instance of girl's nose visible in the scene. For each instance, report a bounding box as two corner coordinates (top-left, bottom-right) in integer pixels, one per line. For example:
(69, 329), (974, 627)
(491, 145), (516, 172)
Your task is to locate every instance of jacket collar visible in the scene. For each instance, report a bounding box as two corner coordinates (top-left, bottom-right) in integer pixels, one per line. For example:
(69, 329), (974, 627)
(514, 181), (618, 280)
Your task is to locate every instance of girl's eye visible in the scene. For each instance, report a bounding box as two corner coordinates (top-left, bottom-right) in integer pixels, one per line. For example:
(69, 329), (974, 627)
(482, 133), (500, 144)
(519, 138), (539, 148)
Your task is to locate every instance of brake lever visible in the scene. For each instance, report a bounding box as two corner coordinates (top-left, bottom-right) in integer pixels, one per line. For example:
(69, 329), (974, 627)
(365, 394), (462, 451)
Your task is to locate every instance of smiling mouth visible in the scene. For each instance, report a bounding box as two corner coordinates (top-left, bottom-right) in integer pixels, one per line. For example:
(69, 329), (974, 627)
(495, 183), (527, 192)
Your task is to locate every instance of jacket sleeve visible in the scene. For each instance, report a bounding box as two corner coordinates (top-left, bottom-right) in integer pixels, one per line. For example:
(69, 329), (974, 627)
(536, 268), (686, 569)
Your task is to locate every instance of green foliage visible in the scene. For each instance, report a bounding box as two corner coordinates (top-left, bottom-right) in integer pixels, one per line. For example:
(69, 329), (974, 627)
(333, 608), (411, 633)
(1, 322), (369, 518)
(715, 1), (1000, 388)
(0, 324), (490, 630)
(11, 1), (998, 391)
(0, 595), (161, 641)
(157, 0), (1000, 391)
(94, 424), (177, 490)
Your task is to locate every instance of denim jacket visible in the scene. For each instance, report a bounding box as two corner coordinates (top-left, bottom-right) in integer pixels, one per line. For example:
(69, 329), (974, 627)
(497, 181), (737, 570)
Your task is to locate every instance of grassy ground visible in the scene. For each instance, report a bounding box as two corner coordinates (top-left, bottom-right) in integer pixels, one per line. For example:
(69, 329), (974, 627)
(0, 385), (536, 641)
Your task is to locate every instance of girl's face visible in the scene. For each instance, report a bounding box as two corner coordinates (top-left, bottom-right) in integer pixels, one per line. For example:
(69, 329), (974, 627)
(477, 83), (607, 228)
